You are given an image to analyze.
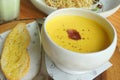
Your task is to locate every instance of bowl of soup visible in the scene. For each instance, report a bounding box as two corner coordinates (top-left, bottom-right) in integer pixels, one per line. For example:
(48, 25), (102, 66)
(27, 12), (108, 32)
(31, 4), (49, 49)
(41, 8), (117, 74)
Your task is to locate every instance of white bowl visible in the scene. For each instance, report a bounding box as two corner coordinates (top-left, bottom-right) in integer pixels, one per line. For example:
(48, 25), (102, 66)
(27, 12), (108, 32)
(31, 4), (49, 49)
(31, 0), (120, 17)
(41, 8), (117, 74)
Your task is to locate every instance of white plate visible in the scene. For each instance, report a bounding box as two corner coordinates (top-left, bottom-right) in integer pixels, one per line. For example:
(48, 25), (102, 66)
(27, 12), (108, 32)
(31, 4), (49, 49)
(31, 0), (120, 17)
(45, 53), (112, 80)
(0, 21), (41, 80)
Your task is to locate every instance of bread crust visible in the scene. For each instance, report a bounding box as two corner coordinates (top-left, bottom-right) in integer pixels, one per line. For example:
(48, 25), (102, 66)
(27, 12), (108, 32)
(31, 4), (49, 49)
(1, 23), (30, 80)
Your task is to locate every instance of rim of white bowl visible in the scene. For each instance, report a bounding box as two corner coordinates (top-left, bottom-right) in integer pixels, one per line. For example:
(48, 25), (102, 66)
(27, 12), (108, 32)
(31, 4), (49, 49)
(43, 8), (117, 55)
(32, 0), (120, 15)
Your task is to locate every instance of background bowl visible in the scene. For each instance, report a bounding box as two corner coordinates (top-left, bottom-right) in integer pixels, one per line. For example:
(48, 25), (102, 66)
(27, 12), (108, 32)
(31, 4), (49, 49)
(41, 8), (117, 74)
(31, 0), (120, 17)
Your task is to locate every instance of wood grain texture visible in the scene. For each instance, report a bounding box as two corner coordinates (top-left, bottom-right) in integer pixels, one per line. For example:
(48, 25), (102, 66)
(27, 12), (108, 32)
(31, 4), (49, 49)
(20, 0), (47, 18)
(0, 0), (120, 80)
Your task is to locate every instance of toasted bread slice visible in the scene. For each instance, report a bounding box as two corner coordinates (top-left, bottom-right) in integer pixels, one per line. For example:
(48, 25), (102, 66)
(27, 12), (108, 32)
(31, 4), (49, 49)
(1, 23), (30, 80)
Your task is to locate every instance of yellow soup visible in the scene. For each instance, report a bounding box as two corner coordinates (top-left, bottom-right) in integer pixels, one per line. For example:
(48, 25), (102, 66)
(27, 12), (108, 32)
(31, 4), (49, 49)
(46, 15), (110, 53)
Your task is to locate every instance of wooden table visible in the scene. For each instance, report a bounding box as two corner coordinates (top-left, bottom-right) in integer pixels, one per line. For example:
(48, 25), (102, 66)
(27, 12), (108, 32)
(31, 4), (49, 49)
(0, 0), (120, 80)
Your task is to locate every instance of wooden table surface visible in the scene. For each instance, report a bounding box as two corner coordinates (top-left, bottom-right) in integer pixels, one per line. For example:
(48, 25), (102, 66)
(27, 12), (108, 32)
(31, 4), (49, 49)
(0, 0), (120, 80)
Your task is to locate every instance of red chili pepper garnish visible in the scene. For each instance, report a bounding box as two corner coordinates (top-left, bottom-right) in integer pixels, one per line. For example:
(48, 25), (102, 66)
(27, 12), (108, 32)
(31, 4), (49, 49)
(67, 29), (81, 40)
(97, 4), (103, 9)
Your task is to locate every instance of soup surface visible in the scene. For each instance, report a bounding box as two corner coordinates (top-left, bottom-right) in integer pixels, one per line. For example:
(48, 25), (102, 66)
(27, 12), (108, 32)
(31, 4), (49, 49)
(46, 15), (110, 53)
